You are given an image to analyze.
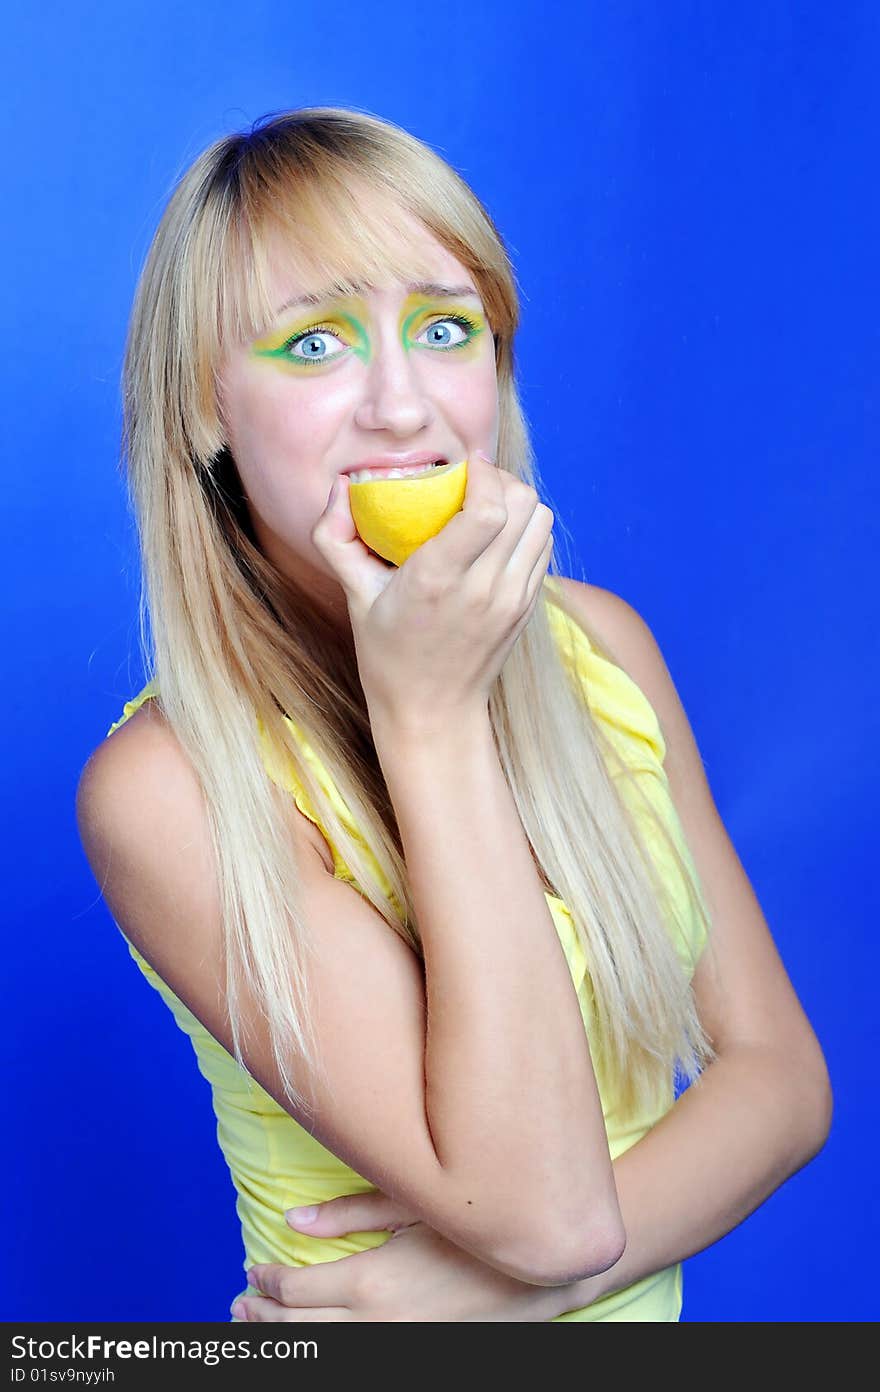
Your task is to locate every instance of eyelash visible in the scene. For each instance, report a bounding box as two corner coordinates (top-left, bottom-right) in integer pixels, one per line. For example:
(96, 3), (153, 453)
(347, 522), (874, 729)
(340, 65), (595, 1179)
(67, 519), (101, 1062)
(281, 312), (482, 366)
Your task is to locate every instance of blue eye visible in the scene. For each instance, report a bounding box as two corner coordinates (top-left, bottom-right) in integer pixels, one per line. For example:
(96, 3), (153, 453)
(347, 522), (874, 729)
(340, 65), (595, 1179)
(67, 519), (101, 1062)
(282, 324), (348, 365)
(416, 313), (481, 350)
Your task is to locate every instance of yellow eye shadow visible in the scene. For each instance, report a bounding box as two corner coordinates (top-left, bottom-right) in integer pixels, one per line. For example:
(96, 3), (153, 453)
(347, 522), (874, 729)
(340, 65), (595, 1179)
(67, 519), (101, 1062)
(249, 292), (487, 369)
(250, 297), (370, 367)
(401, 294), (487, 359)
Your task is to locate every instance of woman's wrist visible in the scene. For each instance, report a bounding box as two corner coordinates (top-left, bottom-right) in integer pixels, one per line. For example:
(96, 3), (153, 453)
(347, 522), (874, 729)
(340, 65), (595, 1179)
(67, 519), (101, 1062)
(369, 699), (492, 757)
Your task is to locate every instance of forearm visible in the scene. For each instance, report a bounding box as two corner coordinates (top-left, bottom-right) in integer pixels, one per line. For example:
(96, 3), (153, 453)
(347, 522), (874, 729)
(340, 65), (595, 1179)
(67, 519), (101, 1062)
(373, 710), (621, 1273)
(543, 1043), (832, 1315)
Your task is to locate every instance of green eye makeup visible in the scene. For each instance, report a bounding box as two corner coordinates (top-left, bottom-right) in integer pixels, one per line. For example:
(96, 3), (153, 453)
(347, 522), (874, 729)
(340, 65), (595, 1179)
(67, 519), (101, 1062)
(250, 293), (488, 371)
(401, 297), (486, 361)
(250, 304), (369, 368)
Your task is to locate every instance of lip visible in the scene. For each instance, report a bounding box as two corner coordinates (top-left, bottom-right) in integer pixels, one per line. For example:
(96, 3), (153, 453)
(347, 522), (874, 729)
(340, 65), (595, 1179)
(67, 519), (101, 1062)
(340, 451), (452, 475)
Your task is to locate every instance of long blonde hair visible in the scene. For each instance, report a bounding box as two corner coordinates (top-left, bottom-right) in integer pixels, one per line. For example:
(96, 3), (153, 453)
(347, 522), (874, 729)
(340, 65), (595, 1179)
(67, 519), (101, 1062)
(120, 105), (716, 1125)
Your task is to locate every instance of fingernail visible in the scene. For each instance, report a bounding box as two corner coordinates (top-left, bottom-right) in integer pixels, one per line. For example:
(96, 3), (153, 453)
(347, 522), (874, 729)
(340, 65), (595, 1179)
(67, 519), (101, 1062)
(475, 449), (494, 464)
(286, 1204), (319, 1225)
(231, 1300), (247, 1320)
(327, 477), (340, 508)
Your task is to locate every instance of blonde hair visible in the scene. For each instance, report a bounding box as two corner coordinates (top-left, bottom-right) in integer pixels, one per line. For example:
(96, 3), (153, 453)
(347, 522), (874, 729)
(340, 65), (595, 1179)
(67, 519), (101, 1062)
(120, 105), (716, 1125)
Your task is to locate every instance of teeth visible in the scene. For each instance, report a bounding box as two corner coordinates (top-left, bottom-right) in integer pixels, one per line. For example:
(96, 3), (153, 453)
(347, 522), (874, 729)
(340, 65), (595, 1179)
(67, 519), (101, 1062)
(349, 460), (447, 484)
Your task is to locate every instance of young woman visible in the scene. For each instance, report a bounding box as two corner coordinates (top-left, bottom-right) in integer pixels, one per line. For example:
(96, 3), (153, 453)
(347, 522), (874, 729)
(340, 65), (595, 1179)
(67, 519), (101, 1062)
(76, 107), (832, 1323)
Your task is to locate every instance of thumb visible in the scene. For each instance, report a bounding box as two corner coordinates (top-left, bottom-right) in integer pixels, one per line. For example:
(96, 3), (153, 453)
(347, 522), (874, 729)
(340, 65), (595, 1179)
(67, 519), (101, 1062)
(311, 472), (394, 609)
(285, 1191), (420, 1236)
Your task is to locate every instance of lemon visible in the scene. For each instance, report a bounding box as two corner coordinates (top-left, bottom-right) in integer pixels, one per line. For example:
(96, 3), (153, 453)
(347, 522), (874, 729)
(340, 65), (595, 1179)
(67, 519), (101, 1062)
(348, 458), (468, 566)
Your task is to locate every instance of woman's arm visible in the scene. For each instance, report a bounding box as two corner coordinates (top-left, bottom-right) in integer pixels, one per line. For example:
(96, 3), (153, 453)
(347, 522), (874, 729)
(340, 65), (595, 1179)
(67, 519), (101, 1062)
(545, 579), (834, 1311)
(79, 703), (624, 1292)
(241, 580), (835, 1322)
(234, 1038), (829, 1322)
(370, 710), (625, 1283)
(542, 1039), (832, 1314)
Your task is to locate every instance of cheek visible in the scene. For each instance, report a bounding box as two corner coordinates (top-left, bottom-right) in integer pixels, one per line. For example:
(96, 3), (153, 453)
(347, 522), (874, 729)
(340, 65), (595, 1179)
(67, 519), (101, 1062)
(445, 359), (498, 432)
(233, 355), (341, 435)
(238, 447), (329, 530)
(231, 383), (329, 480)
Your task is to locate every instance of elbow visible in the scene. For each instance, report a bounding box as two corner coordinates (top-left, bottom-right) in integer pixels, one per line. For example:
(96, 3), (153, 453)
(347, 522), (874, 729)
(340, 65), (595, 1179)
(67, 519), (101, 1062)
(770, 1042), (834, 1171)
(504, 1211), (628, 1289)
(806, 1068), (834, 1159)
(789, 1039), (834, 1162)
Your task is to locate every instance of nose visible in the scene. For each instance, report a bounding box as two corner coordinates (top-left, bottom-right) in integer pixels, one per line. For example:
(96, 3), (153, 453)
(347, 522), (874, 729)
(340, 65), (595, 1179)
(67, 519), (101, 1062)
(352, 321), (434, 437)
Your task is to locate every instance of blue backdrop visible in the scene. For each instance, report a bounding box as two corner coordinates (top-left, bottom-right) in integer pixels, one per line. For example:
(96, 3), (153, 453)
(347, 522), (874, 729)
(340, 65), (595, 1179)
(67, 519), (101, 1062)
(4, 1), (876, 1323)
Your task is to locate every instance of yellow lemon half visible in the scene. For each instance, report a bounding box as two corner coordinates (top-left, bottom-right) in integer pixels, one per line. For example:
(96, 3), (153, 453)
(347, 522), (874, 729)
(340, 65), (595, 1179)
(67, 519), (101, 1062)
(348, 458), (468, 566)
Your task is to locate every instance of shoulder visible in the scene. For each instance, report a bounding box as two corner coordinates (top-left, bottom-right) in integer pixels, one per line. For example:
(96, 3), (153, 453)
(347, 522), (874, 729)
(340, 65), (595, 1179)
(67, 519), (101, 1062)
(551, 574), (716, 805)
(80, 701), (186, 807)
(76, 704), (205, 876)
(550, 577), (660, 681)
(77, 700), (334, 879)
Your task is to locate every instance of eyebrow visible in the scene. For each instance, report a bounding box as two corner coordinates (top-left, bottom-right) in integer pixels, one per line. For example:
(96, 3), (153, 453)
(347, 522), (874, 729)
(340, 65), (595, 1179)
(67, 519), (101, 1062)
(273, 281), (482, 318)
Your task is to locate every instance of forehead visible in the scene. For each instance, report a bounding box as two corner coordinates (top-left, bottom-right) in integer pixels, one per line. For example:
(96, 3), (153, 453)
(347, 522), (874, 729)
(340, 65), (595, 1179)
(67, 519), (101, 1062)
(260, 206), (471, 304)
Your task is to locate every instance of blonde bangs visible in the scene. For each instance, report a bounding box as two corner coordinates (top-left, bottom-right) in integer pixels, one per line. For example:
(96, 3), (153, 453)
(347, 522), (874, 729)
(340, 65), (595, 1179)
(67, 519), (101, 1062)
(211, 118), (512, 355)
(233, 182), (448, 347)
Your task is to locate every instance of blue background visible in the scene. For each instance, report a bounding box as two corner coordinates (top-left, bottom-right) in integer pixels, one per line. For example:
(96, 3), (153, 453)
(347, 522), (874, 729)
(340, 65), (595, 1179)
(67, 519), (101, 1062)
(4, 1), (877, 1322)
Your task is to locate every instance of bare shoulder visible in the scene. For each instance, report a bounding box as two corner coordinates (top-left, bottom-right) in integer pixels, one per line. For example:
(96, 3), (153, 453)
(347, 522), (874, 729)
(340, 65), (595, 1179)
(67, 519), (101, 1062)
(77, 701), (195, 845)
(76, 700), (335, 875)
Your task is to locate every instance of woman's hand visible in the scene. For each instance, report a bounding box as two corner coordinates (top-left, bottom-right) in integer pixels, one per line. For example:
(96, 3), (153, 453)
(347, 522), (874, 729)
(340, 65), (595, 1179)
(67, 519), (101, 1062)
(310, 451), (554, 736)
(230, 1190), (582, 1323)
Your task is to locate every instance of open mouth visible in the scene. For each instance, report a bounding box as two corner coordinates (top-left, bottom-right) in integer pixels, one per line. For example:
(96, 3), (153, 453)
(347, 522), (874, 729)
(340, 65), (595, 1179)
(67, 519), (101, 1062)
(348, 459), (451, 484)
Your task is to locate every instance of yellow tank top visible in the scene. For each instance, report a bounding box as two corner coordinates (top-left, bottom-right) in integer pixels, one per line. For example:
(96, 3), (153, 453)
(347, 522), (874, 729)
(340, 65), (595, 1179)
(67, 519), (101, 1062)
(105, 576), (707, 1321)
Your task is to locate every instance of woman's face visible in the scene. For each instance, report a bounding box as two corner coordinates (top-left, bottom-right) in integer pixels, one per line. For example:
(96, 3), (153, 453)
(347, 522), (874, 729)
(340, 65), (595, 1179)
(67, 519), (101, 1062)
(217, 211), (499, 632)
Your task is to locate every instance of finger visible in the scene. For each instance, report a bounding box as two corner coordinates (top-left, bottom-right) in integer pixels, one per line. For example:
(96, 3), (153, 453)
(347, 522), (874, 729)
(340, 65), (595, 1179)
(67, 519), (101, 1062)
(468, 480), (551, 596)
(527, 533), (555, 599)
(491, 484), (552, 575)
(235, 1293), (351, 1322)
(247, 1251), (371, 1309)
(510, 500), (555, 576)
(310, 473), (393, 610)
(414, 450), (508, 577)
(508, 537), (555, 647)
(286, 1192), (419, 1236)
